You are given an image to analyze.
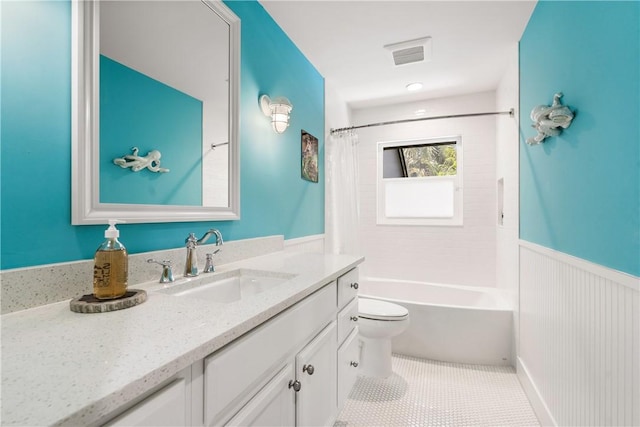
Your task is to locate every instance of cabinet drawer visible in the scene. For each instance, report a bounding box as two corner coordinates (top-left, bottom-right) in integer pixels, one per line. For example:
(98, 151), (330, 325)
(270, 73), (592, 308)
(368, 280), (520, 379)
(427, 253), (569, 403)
(337, 297), (358, 345)
(204, 282), (337, 426)
(104, 378), (188, 427)
(337, 328), (360, 410)
(337, 268), (359, 310)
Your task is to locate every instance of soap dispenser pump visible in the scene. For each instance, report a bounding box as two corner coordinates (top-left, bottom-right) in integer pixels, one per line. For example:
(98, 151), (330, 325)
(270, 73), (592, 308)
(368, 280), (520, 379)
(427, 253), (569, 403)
(93, 219), (128, 299)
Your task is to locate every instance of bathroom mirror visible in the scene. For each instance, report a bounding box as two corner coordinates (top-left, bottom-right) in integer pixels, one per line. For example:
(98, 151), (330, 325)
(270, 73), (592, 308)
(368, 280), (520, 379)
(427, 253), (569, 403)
(71, 0), (240, 224)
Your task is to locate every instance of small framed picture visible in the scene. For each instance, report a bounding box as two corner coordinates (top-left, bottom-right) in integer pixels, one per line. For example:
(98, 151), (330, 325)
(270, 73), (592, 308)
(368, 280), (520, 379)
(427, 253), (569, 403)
(301, 130), (318, 183)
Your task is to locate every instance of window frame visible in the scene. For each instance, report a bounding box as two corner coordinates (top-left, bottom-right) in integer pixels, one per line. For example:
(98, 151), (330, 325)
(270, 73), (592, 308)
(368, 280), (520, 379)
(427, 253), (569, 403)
(376, 135), (463, 226)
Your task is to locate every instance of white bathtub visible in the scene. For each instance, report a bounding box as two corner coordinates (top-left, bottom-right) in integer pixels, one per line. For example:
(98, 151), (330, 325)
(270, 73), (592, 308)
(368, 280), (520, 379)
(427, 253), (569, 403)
(359, 278), (513, 366)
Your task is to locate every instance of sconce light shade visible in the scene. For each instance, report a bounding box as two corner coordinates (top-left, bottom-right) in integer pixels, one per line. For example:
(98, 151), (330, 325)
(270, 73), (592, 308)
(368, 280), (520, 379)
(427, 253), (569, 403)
(260, 95), (293, 134)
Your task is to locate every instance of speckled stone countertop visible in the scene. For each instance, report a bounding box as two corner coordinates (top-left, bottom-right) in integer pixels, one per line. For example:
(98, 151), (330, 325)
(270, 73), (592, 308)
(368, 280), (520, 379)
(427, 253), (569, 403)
(1, 251), (363, 426)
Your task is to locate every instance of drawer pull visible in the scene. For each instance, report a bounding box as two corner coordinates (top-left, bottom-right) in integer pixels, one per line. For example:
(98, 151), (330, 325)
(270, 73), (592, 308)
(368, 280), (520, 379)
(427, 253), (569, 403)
(302, 364), (315, 375)
(350, 361), (359, 368)
(350, 282), (359, 290)
(288, 380), (301, 392)
(350, 316), (358, 322)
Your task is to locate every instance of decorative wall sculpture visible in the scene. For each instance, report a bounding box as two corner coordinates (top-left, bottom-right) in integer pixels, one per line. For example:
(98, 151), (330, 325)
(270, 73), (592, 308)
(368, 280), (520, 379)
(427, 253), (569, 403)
(526, 92), (574, 145)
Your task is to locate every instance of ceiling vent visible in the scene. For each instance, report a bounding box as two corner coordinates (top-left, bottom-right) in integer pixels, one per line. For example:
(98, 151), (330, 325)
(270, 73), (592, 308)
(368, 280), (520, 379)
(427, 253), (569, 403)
(384, 36), (432, 66)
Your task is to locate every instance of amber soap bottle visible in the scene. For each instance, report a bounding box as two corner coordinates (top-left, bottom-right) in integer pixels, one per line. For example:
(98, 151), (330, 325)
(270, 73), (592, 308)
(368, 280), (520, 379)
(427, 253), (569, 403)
(93, 220), (128, 299)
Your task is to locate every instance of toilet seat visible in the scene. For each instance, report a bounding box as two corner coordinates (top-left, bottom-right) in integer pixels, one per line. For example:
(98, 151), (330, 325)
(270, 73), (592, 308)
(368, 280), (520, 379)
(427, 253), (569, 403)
(359, 298), (409, 321)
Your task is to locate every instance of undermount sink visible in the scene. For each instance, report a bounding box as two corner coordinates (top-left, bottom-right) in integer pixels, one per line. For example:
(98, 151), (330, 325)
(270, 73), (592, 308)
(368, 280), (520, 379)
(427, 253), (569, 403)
(156, 269), (297, 304)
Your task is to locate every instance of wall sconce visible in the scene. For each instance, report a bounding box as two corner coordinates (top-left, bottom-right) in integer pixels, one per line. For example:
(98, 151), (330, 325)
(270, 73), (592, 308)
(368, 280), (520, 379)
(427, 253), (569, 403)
(526, 92), (575, 145)
(260, 95), (293, 134)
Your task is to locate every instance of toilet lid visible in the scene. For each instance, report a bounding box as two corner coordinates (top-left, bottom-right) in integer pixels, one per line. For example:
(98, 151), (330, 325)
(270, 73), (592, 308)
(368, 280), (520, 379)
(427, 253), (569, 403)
(358, 298), (409, 321)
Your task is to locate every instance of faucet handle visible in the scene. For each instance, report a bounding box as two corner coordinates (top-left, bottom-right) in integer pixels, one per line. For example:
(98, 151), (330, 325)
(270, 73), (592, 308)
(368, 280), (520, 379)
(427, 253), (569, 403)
(147, 259), (175, 283)
(203, 250), (219, 273)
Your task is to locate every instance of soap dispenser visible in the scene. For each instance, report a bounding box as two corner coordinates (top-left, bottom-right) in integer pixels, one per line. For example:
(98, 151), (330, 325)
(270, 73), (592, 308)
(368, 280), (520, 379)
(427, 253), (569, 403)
(93, 220), (128, 299)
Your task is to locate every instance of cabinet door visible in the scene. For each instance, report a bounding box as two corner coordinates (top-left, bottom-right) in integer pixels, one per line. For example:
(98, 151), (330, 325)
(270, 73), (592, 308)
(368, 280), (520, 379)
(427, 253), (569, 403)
(337, 328), (360, 411)
(225, 363), (295, 427)
(295, 321), (337, 427)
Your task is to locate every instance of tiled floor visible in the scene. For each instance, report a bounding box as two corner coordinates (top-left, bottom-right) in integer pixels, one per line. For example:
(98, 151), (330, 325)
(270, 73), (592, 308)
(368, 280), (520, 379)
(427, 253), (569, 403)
(335, 354), (540, 427)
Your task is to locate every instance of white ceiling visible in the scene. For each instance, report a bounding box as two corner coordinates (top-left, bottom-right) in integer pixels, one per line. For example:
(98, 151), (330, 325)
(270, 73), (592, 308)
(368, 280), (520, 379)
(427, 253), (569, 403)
(259, 1), (536, 109)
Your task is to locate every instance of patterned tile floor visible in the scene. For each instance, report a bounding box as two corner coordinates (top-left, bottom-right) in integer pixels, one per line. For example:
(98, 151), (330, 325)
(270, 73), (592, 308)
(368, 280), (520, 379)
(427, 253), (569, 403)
(335, 354), (540, 427)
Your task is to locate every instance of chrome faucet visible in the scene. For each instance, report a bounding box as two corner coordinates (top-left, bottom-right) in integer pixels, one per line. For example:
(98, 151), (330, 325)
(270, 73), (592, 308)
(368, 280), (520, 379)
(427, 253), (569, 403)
(184, 229), (223, 277)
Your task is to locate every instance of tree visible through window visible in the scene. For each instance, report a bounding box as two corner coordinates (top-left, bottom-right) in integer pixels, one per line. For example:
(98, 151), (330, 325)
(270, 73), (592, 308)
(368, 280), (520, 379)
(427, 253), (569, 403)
(401, 143), (457, 177)
(383, 141), (457, 178)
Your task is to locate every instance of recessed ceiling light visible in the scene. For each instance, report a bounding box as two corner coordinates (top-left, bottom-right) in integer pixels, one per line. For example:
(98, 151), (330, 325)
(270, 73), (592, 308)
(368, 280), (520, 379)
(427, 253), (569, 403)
(406, 82), (423, 91)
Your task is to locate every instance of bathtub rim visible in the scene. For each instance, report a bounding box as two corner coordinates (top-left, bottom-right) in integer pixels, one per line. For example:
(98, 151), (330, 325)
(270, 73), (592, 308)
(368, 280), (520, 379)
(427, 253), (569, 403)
(359, 276), (513, 312)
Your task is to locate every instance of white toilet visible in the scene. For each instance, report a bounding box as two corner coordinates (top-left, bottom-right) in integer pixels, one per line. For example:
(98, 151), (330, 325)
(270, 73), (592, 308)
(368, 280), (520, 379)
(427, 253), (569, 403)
(358, 298), (410, 378)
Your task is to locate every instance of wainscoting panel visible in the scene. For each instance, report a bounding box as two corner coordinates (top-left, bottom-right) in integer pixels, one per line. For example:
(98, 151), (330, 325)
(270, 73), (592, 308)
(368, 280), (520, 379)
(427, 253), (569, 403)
(518, 241), (639, 426)
(284, 234), (325, 253)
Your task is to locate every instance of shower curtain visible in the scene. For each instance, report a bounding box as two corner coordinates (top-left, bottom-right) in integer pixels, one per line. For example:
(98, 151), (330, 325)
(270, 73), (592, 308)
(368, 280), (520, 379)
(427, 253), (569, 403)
(326, 130), (360, 256)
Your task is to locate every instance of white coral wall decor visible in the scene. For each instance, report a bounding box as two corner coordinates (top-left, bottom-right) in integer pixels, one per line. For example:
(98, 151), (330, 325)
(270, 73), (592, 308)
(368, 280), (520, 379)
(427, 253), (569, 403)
(526, 93), (575, 145)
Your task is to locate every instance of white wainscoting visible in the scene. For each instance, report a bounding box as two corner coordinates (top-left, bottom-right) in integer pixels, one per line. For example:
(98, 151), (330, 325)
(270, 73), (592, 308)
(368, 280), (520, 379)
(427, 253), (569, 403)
(518, 240), (639, 426)
(284, 234), (325, 253)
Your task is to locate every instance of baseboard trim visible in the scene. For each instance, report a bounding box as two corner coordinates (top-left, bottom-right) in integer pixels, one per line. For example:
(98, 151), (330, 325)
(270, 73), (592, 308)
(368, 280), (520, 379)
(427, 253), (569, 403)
(516, 357), (556, 427)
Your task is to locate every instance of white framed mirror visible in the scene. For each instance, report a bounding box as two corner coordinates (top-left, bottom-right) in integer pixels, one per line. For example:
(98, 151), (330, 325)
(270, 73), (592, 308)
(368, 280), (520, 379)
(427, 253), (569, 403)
(71, 0), (240, 224)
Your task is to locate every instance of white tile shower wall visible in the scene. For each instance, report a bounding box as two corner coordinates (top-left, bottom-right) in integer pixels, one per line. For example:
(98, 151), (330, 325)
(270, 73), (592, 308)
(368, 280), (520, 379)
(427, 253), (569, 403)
(353, 92), (497, 287)
(496, 43), (520, 361)
(519, 241), (640, 426)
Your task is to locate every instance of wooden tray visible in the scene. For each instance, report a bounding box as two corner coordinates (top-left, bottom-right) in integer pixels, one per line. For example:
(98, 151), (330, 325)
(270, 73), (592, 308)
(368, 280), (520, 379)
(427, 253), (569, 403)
(70, 289), (147, 314)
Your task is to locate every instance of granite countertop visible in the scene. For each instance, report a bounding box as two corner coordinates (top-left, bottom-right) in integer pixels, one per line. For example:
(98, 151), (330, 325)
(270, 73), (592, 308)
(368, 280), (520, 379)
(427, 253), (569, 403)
(1, 251), (363, 426)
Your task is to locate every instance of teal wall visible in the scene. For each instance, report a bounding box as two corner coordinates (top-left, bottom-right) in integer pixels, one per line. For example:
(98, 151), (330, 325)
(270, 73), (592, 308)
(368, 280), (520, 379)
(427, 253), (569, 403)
(100, 55), (203, 205)
(520, 1), (639, 276)
(0, 0), (325, 270)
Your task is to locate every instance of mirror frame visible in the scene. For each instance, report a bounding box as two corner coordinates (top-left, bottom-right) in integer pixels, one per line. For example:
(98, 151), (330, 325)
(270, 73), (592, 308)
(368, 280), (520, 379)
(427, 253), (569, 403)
(71, 0), (240, 225)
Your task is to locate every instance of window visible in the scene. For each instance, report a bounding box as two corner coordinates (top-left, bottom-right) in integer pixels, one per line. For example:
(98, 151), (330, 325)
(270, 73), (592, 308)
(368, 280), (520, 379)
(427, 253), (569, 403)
(377, 136), (463, 226)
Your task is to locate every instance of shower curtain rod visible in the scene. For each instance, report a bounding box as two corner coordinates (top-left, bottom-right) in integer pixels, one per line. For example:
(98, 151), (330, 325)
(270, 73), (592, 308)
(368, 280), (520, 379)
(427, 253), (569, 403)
(329, 108), (514, 135)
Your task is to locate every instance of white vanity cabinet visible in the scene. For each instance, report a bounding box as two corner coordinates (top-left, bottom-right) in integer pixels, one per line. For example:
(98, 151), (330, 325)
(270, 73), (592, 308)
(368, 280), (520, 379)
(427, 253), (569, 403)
(227, 322), (338, 427)
(102, 267), (361, 427)
(203, 282), (338, 426)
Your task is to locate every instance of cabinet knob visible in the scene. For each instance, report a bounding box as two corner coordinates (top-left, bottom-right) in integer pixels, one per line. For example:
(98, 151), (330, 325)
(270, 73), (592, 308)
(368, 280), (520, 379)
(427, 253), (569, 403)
(288, 380), (301, 392)
(350, 282), (359, 290)
(350, 361), (359, 368)
(302, 364), (315, 375)
(350, 316), (358, 322)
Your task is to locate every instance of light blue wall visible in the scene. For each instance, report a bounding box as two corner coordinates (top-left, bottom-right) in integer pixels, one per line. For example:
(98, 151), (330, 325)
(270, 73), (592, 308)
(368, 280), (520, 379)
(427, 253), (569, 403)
(520, 1), (639, 276)
(100, 55), (203, 205)
(0, 0), (325, 270)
